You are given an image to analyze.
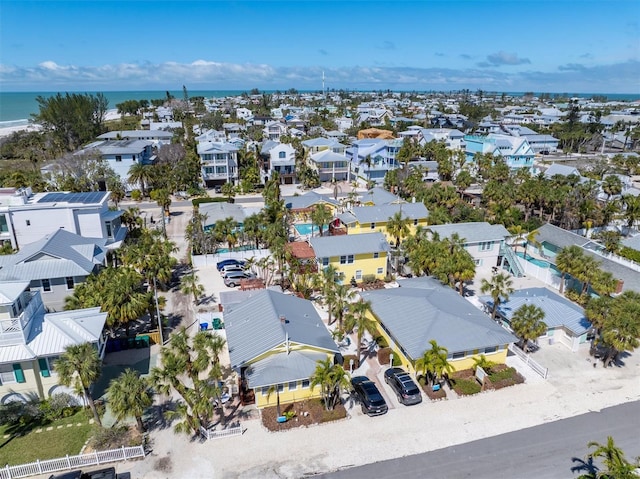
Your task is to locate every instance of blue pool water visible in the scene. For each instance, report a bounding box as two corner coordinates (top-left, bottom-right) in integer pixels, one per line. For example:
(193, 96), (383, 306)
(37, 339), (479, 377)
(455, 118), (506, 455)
(216, 245), (254, 254)
(516, 251), (551, 268)
(294, 223), (327, 236)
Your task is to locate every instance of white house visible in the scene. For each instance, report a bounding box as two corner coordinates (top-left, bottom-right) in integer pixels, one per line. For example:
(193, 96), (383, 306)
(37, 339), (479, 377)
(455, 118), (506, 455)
(263, 142), (296, 184)
(0, 188), (127, 251)
(196, 142), (239, 187)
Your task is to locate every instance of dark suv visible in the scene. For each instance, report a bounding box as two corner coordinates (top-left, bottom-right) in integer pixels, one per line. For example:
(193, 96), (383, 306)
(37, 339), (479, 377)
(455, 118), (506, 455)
(384, 367), (422, 406)
(351, 376), (388, 416)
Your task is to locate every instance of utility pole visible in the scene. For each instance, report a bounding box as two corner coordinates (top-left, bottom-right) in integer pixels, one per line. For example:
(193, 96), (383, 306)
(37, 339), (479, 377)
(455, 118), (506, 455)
(153, 277), (164, 345)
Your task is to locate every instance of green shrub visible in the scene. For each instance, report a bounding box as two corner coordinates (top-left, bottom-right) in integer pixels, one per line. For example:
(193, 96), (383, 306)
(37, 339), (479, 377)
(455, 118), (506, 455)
(564, 289), (589, 306)
(619, 246), (640, 264)
(130, 189), (142, 201)
(452, 378), (481, 396)
(375, 336), (389, 348)
(192, 197), (231, 207)
(377, 348), (401, 366)
(38, 393), (79, 422)
(362, 274), (376, 285)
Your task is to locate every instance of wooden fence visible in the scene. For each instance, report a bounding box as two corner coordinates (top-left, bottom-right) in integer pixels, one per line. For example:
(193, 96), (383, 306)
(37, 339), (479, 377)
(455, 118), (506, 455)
(0, 445), (145, 479)
(508, 344), (549, 379)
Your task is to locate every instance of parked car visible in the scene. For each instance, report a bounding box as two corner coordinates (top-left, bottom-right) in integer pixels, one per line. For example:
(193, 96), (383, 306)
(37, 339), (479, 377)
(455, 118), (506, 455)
(223, 270), (256, 287)
(220, 264), (248, 276)
(49, 467), (130, 479)
(216, 258), (246, 271)
(351, 376), (388, 416)
(214, 185), (222, 194)
(384, 367), (422, 406)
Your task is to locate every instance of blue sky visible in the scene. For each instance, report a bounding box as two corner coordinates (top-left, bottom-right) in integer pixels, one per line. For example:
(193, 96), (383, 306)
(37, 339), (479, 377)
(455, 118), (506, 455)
(1, 0), (639, 93)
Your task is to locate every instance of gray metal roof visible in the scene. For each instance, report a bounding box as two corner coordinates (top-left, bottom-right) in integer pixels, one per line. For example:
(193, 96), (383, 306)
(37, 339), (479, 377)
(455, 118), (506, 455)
(0, 230), (105, 282)
(0, 281), (30, 303)
(97, 130), (173, 140)
(622, 234), (640, 251)
(284, 191), (339, 210)
(535, 223), (589, 249)
(361, 277), (517, 360)
(349, 203), (429, 224)
(481, 288), (591, 336)
(309, 149), (347, 164)
(244, 350), (327, 388)
(310, 232), (390, 258)
(223, 290), (338, 369)
(428, 222), (510, 244)
(581, 249), (640, 293)
(361, 187), (401, 205)
(198, 203), (261, 227)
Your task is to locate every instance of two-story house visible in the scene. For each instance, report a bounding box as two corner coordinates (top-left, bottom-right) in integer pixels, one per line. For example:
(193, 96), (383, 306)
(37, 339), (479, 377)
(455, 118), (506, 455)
(0, 188), (126, 251)
(347, 139), (402, 185)
(96, 130), (173, 147)
(197, 142), (239, 187)
(0, 281), (108, 404)
(464, 134), (535, 172)
(307, 150), (350, 183)
(0, 229), (107, 311)
(262, 121), (288, 141)
(310, 232), (390, 283)
(417, 128), (466, 150)
(75, 140), (155, 190)
(261, 142), (296, 184)
(223, 289), (339, 409)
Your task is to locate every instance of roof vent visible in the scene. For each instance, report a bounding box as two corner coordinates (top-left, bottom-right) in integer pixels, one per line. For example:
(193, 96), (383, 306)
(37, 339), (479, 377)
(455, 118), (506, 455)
(280, 315), (288, 324)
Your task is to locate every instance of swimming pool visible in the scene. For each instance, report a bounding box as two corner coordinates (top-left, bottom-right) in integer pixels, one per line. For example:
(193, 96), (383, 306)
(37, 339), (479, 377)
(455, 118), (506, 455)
(294, 223), (327, 236)
(216, 245), (254, 254)
(516, 251), (551, 268)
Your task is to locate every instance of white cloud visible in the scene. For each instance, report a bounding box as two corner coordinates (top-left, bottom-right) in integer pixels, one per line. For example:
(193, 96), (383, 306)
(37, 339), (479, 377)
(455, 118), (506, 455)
(0, 59), (638, 94)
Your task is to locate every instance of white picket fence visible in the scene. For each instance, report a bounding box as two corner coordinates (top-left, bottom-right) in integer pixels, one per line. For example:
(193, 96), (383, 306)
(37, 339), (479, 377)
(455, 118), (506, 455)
(199, 425), (244, 440)
(508, 344), (549, 379)
(0, 445), (145, 479)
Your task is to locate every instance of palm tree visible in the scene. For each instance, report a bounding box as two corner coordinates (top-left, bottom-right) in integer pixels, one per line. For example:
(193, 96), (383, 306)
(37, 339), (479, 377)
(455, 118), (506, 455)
(310, 204), (332, 237)
(523, 230), (540, 260)
(602, 175), (623, 200)
(127, 163), (153, 197)
(330, 283), (355, 329)
(480, 272), (514, 320)
(622, 194), (640, 235)
(221, 182), (236, 202)
(582, 436), (639, 479)
(54, 343), (103, 426)
(180, 272), (205, 305)
(107, 368), (153, 432)
(510, 304), (547, 352)
(472, 354), (496, 374)
(386, 211), (410, 248)
(508, 225), (526, 254)
(555, 245), (584, 295)
(309, 358), (350, 411)
(343, 300), (377, 366)
(599, 291), (640, 367)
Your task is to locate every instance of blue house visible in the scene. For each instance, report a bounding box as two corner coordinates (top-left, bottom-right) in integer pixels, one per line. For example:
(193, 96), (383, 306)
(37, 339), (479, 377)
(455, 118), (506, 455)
(464, 134), (535, 171)
(346, 138), (403, 185)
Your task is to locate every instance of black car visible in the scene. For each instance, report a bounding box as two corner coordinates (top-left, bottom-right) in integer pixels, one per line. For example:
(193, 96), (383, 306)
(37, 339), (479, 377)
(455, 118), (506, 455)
(216, 258), (245, 271)
(351, 376), (388, 416)
(384, 367), (422, 406)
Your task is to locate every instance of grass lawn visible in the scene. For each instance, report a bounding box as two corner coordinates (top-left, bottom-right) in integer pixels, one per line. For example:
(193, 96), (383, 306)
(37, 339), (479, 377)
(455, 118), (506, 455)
(0, 410), (93, 466)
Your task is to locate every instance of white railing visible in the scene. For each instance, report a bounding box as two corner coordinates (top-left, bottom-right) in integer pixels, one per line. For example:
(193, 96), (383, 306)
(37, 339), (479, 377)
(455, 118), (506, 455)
(508, 344), (549, 379)
(200, 425), (244, 440)
(0, 445), (145, 479)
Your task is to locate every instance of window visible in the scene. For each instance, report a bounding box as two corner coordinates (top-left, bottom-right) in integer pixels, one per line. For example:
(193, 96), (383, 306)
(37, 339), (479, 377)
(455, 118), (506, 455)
(373, 252), (379, 259)
(474, 259), (482, 266)
(41, 278), (51, 292)
(322, 258), (329, 267)
(370, 223), (375, 229)
(339, 256), (347, 265)
(0, 215), (8, 233)
(377, 267), (384, 274)
(115, 155), (122, 162)
(261, 387), (269, 396)
(279, 151), (286, 159)
(277, 383), (284, 393)
(288, 381), (297, 391)
(479, 242), (493, 251)
(452, 351), (465, 360)
(65, 277), (75, 290)
(26, 220), (31, 226)
(105, 222), (113, 238)
(347, 255), (354, 264)
(413, 219), (418, 226)
(355, 270), (362, 280)
(0, 364), (24, 384)
(484, 346), (497, 354)
(301, 379), (310, 389)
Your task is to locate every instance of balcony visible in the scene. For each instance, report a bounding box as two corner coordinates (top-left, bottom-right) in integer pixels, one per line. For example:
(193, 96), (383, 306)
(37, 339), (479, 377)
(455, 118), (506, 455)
(0, 292), (43, 346)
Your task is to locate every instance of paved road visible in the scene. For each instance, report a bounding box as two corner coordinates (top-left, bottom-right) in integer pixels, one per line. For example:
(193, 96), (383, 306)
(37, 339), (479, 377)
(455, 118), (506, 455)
(320, 401), (640, 479)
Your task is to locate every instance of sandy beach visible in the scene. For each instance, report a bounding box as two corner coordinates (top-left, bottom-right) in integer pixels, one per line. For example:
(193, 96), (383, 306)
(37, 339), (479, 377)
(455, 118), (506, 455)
(0, 109), (121, 139)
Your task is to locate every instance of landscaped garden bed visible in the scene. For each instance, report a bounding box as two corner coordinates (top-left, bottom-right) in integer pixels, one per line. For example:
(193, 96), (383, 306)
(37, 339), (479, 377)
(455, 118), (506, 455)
(450, 369), (482, 396)
(483, 364), (525, 390)
(417, 376), (447, 400)
(261, 399), (347, 432)
(449, 365), (525, 396)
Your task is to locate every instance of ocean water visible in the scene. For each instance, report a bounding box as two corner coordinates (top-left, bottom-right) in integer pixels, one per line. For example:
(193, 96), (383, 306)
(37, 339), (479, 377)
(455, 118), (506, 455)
(0, 90), (250, 125)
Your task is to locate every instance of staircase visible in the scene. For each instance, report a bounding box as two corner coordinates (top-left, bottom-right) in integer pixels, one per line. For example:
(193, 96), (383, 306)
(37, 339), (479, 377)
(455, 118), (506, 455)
(501, 244), (525, 277)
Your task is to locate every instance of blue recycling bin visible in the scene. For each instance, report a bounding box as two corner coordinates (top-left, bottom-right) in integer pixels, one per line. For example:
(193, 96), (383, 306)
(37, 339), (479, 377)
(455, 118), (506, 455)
(200, 323), (209, 331)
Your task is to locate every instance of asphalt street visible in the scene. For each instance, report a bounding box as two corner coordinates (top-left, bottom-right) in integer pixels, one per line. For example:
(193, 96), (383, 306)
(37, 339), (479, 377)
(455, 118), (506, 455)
(320, 401), (640, 479)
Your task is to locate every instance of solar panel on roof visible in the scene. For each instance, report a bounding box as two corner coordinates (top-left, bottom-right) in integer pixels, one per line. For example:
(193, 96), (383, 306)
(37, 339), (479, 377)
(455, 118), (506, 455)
(38, 191), (106, 204)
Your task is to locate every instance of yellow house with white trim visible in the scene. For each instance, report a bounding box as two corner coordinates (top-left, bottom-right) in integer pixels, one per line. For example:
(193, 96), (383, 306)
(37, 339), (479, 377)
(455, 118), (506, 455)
(223, 289), (339, 409)
(310, 232), (390, 283)
(359, 276), (517, 376)
(335, 203), (429, 246)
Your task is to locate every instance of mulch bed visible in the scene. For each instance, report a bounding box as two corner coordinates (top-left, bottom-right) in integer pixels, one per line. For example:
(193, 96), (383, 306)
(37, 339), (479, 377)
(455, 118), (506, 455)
(261, 399), (347, 432)
(417, 377), (447, 400)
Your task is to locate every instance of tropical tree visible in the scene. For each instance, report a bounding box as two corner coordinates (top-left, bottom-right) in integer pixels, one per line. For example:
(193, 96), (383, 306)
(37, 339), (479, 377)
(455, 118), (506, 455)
(221, 182), (236, 202)
(127, 163), (153, 198)
(480, 272), (514, 320)
(509, 225), (526, 254)
(330, 283), (355, 329)
(107, 368), (153, 432)
(309, 358), (350, 411)
(578, 436), (640, 479)
(622, 194), (640, 235)
(180, 272), (205, 305)
(510, 304), (547, 352)
(54, 343), (103, 426)
(598, 291), (640, 367)
(523, 230), (541, 260)
(386, 211), (410, 248)
(555, 245), (584, 295)
(472, 354), (496, 374)
(343, 300), (377, 366)
(310, 204), (332, 237)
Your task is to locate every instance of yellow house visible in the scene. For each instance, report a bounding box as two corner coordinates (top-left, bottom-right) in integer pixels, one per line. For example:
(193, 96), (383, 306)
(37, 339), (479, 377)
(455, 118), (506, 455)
(309, 232), (390, 282)
(335, 202), (429, 246)
(0, 281), (108, 404)
(359, 276), (517, 376)
(223, 289), (339, 409)
(283, 191), (341, 223)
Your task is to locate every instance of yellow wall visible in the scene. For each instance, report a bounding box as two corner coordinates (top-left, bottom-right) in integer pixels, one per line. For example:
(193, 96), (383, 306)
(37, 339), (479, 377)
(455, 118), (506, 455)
(347, 219), (429, 246)
(0, 360), (43, 401)
(255, 381), (323, 409)
(330, 252), (388, 281)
